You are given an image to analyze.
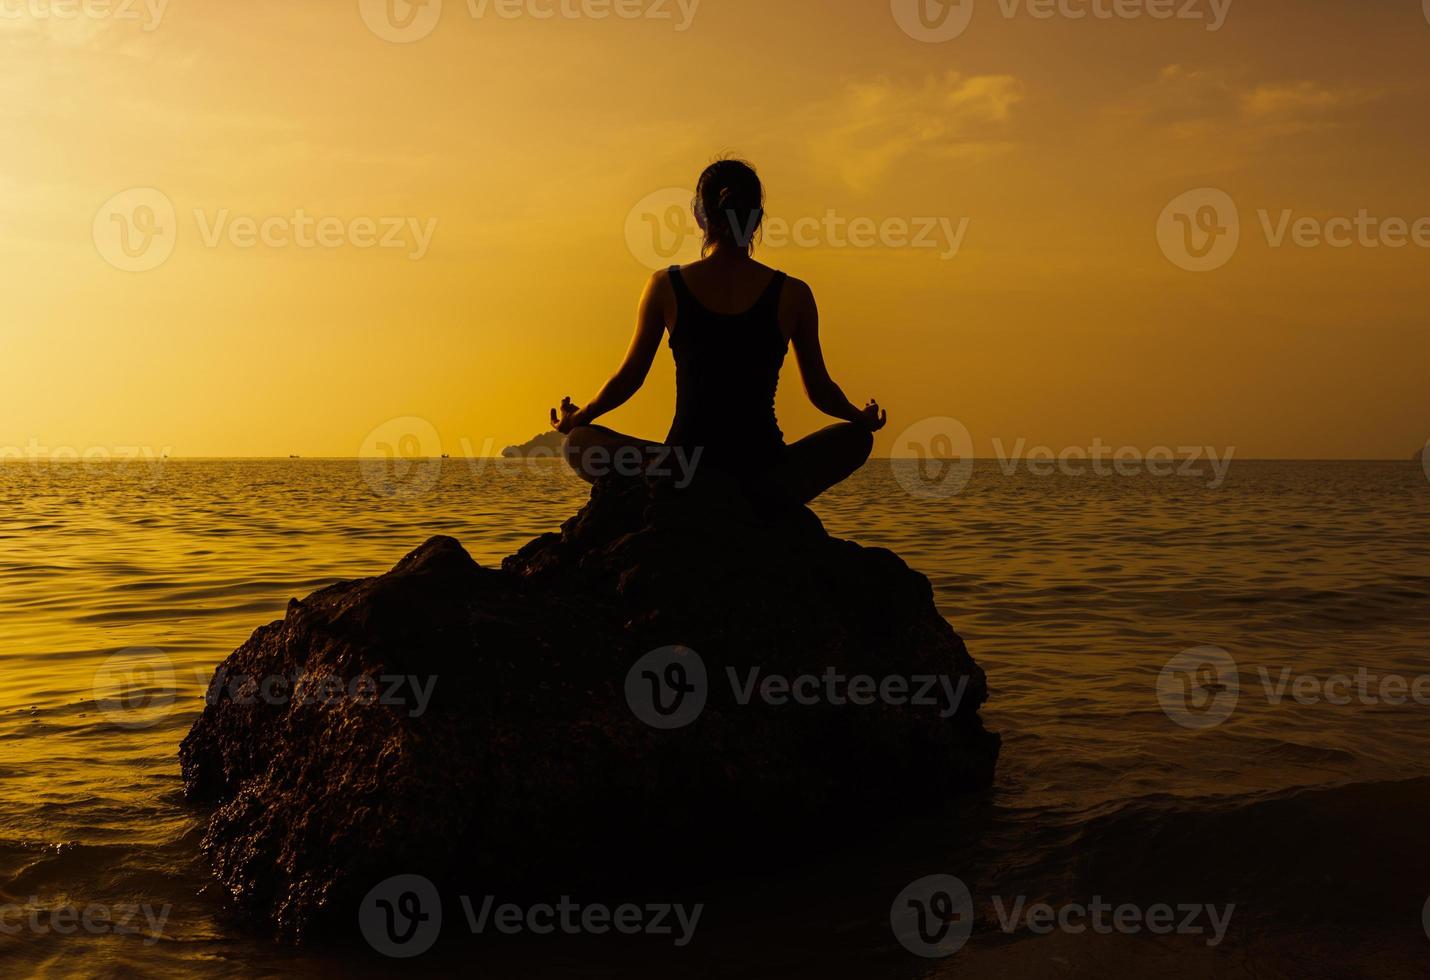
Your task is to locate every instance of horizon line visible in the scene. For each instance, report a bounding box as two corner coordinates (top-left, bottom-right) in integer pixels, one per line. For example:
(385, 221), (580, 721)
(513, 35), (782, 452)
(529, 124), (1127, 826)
(2, 456), (1423, 464)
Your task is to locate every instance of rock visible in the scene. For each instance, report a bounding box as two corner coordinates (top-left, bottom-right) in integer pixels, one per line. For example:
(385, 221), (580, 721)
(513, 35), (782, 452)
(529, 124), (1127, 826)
(178, 475), (999, 942)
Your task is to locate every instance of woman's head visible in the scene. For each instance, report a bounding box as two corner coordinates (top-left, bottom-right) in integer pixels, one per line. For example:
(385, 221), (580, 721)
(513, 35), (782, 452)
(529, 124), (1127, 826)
(694, 158), (763, 256)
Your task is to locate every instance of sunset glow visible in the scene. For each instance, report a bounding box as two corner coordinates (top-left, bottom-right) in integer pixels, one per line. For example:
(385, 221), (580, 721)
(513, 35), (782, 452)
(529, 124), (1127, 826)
(3, 0), (1428, 458)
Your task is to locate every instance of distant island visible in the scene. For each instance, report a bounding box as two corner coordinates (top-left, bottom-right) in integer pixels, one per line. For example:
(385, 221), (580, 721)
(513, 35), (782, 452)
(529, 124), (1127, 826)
(502, 431), (565, 458)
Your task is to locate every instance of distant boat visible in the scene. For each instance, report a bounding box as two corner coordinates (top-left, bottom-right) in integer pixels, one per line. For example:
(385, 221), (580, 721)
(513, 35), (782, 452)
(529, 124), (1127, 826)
(441, 454), (451, 459)
(289, 455), (300, 459)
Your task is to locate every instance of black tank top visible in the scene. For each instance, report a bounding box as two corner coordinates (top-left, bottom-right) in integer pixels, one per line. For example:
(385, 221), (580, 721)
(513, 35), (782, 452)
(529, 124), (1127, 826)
(665, 265), (790, 472)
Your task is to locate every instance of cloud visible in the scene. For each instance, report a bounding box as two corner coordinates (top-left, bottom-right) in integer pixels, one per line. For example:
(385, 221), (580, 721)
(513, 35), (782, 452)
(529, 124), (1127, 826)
(1145, 65), (1375, 129)
(805, 71), (1024, 191)
(1241, 81), (1360, 118)
(1105, 65), (1383, 154)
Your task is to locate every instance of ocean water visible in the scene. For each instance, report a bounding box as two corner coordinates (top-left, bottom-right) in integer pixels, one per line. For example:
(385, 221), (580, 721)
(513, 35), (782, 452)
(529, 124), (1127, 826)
(2, 458), (1429, 977)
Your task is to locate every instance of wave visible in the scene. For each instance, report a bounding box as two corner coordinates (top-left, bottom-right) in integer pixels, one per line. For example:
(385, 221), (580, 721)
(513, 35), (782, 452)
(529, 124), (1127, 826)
(995, 777), (1430, 930)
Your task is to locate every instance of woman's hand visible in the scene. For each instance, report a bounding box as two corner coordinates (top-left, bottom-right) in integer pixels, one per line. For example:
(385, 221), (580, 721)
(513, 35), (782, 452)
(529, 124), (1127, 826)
(550, 396), (585, 435)
(856, 399), (887, 432)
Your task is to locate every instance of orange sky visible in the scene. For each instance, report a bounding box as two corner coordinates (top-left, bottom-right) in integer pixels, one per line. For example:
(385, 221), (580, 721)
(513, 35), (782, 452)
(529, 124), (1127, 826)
(2, 0), (1428, 458)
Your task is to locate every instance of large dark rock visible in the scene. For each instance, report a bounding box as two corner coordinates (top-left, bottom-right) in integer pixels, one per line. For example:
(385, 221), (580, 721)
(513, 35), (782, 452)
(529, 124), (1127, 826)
(178, 476), (999, 941)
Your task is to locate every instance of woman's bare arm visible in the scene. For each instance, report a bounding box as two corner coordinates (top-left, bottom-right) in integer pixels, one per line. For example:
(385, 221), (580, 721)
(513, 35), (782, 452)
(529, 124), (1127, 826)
(552, 273), (670, 433)
(789, 279), (887, 430)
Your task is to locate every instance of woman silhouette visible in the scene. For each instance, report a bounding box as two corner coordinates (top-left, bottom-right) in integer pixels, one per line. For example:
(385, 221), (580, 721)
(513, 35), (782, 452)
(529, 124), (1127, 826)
(551, 158), (886, 505)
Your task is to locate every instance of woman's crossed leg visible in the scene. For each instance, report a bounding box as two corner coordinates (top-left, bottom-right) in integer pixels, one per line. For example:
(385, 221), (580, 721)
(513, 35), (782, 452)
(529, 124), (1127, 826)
(563, 422), (873, 507)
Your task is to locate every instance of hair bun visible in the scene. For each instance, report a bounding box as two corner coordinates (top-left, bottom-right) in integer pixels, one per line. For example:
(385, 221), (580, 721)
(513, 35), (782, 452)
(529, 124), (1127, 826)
(695, 157), (764, 255)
